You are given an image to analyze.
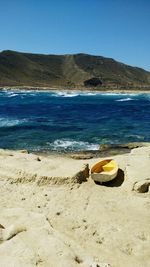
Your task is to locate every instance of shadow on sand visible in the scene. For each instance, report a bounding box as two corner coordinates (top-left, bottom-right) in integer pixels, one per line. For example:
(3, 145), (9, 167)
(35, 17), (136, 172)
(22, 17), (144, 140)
(95, 168), (124, 187)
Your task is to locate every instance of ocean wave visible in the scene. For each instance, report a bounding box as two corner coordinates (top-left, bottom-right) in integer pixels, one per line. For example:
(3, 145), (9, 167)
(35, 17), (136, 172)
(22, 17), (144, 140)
(101, 92), (139, 97)
(1, 90), (147, 99)
(3, 90), (16, 95)
(0, 117), (28, 127)
(80, 92), (99, 96)
(116, 97), (134, 102)
(7, 93), (19, 98)
(52, 91), (100, 97)
(52, 91), (110, 98)
(125, 134), (144, 140)
(1, 91), (21, 98)
(1, 89), (37, 96)
(47, 139), (99, 151)
(52, 92), (79, 98)
(101, 93), (121, 96)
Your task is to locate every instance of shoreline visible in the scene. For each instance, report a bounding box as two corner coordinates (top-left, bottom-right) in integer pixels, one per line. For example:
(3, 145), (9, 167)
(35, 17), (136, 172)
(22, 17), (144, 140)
(2, 142), (150, 159)
(0, 86), (150, 94)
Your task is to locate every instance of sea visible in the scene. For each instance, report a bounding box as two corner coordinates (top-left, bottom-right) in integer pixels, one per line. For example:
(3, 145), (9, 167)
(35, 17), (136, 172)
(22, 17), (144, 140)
(0, 89), (150, 152)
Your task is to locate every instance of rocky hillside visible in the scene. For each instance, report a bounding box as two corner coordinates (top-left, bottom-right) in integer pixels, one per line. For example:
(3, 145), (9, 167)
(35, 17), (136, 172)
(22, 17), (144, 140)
(0, 50), (150, 90)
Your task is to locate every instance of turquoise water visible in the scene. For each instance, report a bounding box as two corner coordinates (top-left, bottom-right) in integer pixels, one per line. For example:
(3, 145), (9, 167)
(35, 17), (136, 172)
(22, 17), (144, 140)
(0, 89), (150, 152)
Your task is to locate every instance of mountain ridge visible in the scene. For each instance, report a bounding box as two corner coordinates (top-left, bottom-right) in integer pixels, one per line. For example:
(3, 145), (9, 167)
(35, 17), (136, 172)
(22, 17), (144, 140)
(0, 50), (150, 90)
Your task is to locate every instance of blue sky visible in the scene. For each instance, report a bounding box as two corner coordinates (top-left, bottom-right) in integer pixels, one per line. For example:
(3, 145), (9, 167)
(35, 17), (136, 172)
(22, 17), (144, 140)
(0, 0), (150, 70)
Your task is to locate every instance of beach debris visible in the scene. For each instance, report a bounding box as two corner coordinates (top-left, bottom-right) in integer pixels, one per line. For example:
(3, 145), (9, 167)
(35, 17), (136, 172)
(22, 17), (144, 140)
(90, 262), (112, 267)
(74, 255), (83, 264)
(56, 211), (61, 216)
(91, 159), (118, 183)
(133, 179), (150, 193)
(19, 150), (29, 154)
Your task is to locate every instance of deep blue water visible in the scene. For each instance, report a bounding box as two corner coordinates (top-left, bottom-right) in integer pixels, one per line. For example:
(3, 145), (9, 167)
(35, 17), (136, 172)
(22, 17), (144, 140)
(0, 89), (150, 152)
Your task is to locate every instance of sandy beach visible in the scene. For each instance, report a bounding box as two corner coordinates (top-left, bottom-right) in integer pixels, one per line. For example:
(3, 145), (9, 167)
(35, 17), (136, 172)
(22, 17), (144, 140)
(0, 146), (150, 267)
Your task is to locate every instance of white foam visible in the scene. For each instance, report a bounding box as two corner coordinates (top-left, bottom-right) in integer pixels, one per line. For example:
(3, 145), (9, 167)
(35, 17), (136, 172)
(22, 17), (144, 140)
(85, 92), (98, 96)
(47, 139), (99, 151)
(79, 92), (99, 96)
(52, 92), (79, 98)
(8, 93), (18, 97)
(101, 93), (121, 96)
(116, 97), (134, 102)
(0, 118), (28, 127)
(101, 93), (138, 97)
(4, 91), (16, 95)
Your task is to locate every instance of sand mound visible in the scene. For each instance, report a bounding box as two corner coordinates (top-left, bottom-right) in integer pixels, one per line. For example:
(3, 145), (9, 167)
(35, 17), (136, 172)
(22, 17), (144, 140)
(0, 149), (89, 185)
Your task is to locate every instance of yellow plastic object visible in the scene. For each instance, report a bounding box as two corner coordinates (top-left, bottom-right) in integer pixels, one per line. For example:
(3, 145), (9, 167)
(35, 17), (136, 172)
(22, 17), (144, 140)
(91, 159), (111, 173)
(102, 160), (116, 172)
(91, 159), (118, 183)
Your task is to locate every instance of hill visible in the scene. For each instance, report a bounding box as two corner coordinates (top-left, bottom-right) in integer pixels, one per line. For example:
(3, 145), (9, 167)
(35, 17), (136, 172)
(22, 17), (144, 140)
(0, 50), (150, 90)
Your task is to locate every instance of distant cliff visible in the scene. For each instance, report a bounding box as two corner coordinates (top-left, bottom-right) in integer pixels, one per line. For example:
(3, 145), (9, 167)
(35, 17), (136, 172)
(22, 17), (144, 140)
(0, 50), (150, 90)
